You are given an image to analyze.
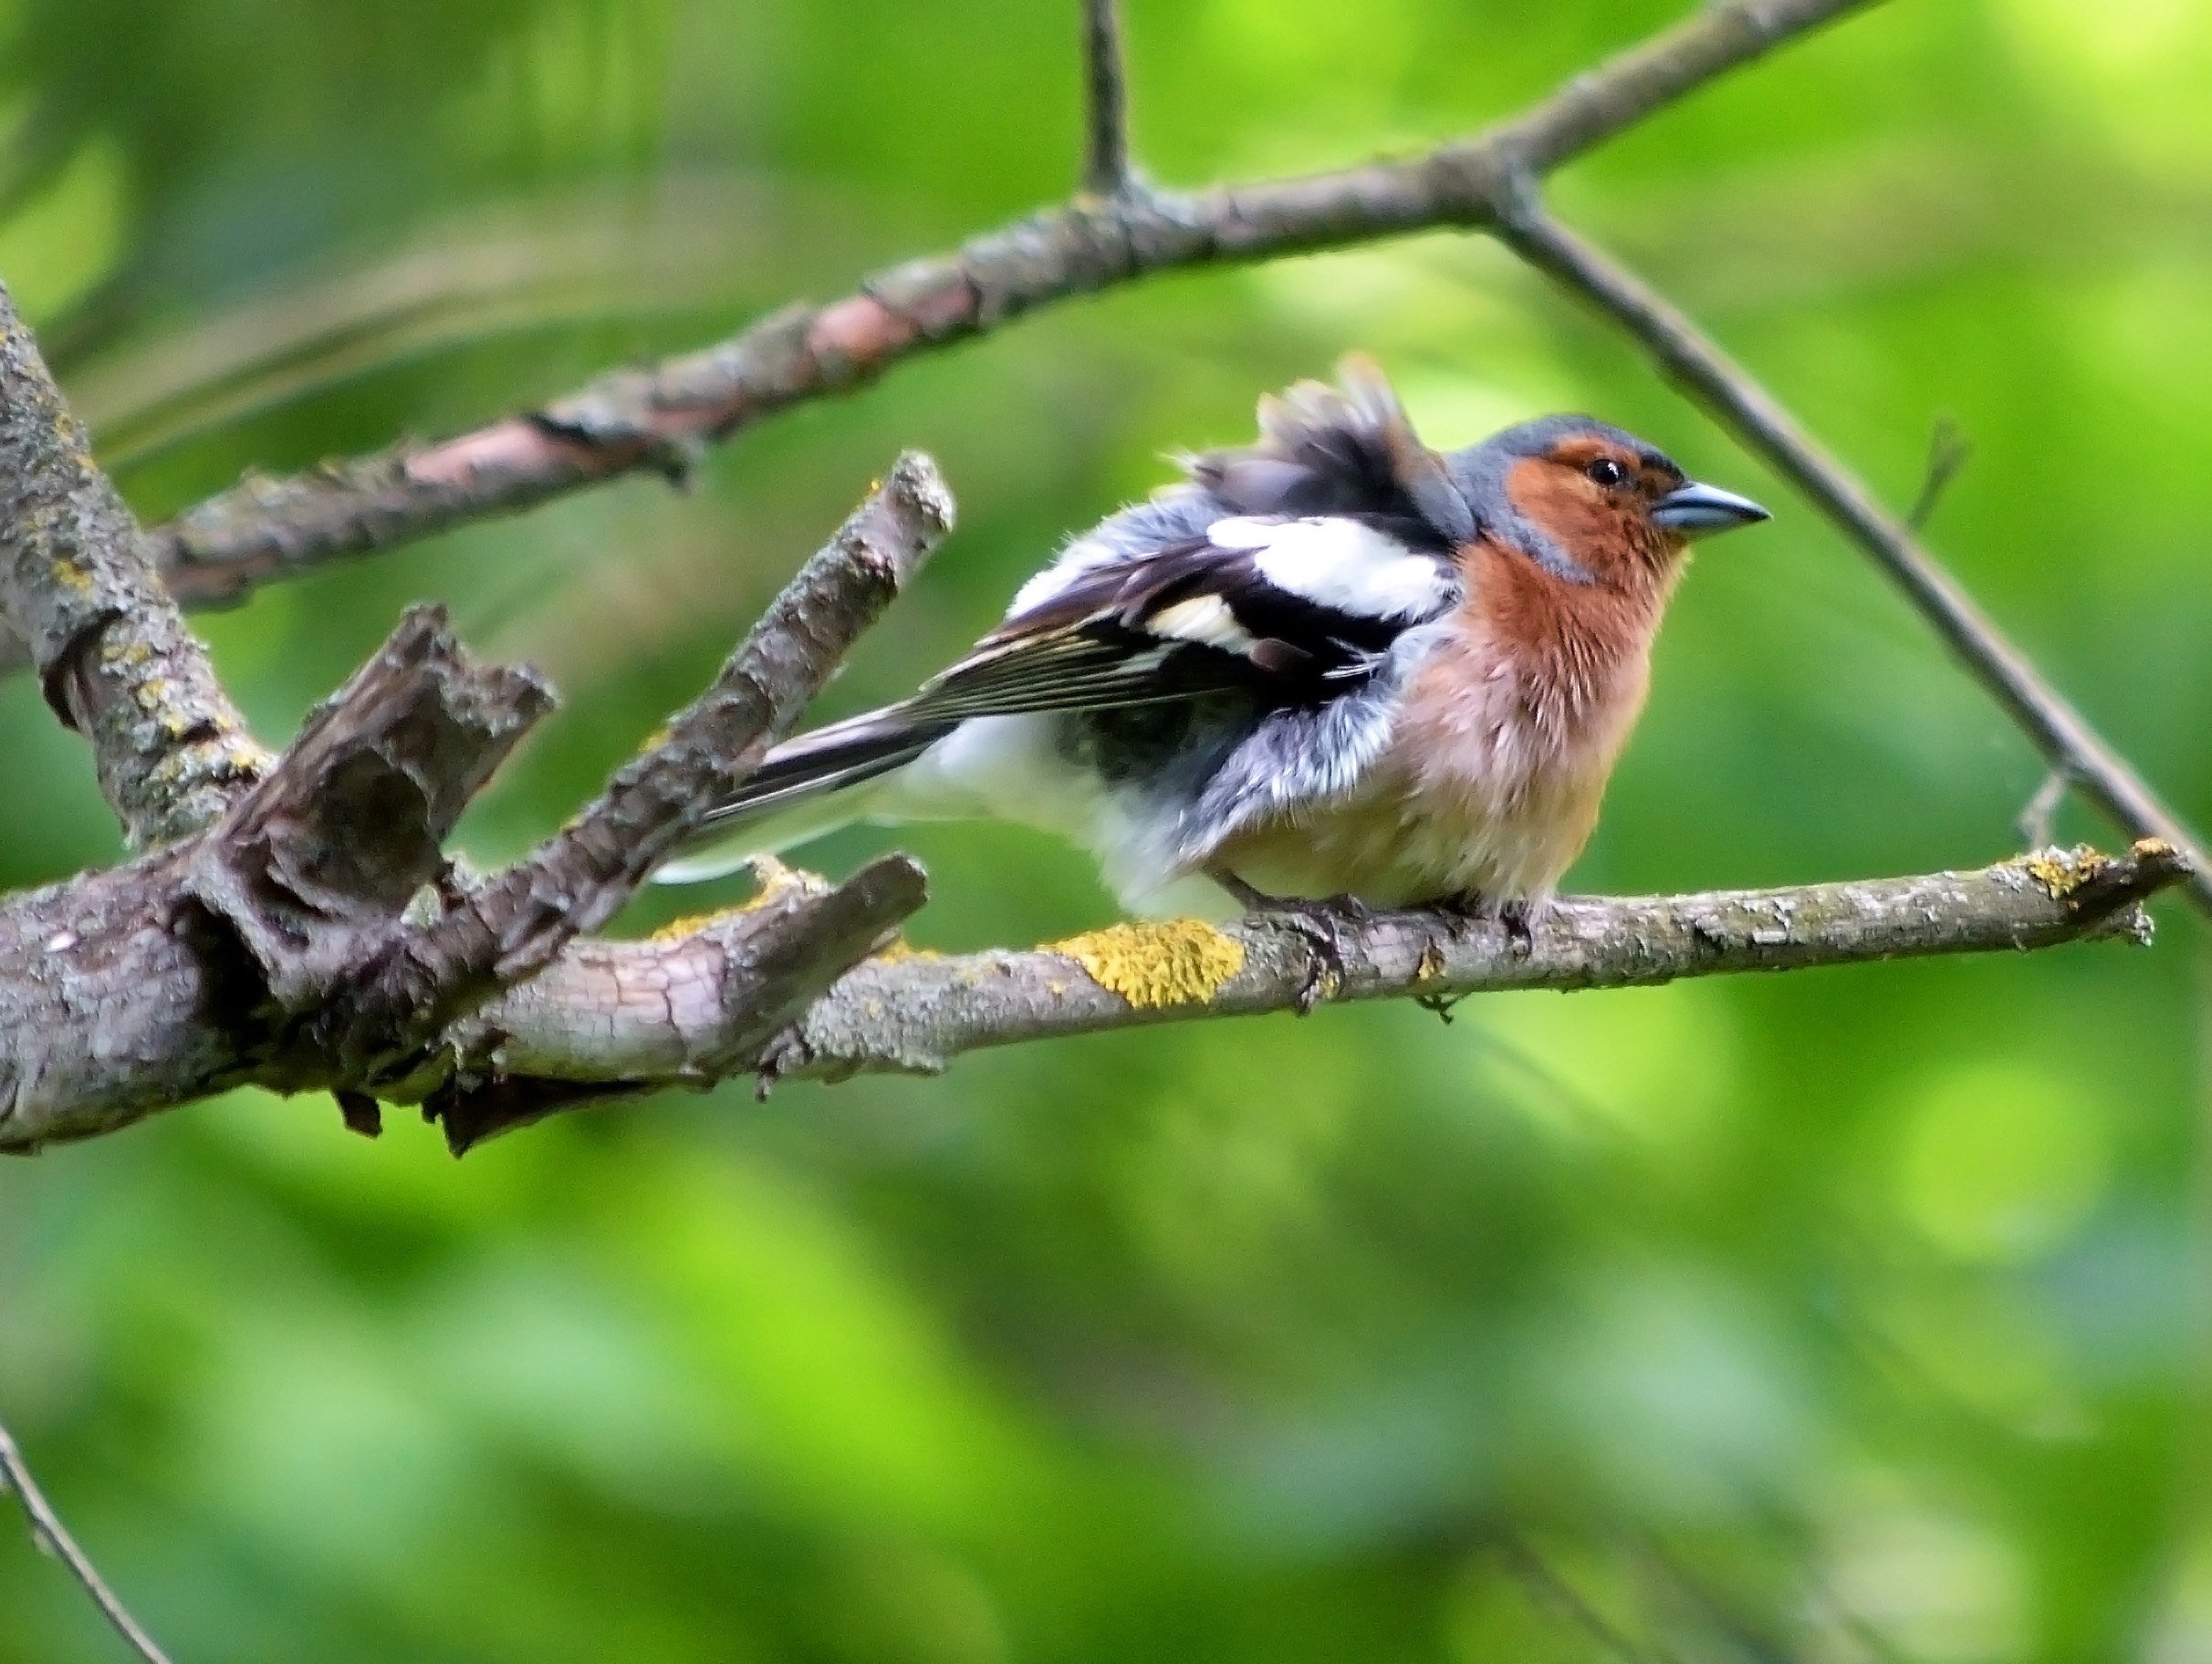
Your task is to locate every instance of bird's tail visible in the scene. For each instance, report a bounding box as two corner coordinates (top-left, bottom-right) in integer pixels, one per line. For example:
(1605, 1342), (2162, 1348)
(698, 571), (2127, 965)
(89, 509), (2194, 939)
(652, 708), (955, 885)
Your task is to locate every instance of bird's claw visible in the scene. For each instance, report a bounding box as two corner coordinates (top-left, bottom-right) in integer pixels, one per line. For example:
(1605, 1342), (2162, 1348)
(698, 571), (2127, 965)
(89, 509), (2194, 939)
(1434, 892), (1536, 958)
(1414, 990), (1466, 1024)
(1246, 893), (1369, 1013)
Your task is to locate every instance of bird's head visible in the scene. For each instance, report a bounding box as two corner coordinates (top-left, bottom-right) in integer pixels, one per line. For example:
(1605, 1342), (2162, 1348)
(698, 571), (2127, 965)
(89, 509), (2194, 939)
(1448, 415), (1768, 587)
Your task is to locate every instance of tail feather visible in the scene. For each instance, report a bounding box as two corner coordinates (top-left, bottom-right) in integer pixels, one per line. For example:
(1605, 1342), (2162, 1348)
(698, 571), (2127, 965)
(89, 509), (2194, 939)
(652, 709), (954, 885)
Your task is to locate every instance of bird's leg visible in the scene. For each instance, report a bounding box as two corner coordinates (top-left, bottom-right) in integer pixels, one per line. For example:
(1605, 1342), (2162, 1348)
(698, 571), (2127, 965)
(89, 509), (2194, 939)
(1208, 868), (1368, 1014)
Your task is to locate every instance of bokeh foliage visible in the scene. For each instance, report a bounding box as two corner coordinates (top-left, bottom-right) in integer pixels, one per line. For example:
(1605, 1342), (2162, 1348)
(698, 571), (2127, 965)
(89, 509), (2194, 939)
(2, 1), (2208, 1659)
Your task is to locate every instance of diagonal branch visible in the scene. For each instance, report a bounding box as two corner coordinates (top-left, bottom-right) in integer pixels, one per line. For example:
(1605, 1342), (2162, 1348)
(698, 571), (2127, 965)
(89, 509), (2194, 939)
(328, 452), (955, 1087)
(1080, 0), (1137, 199)
(0, 1414), (172, 1664)
(83, 0), (1869, 625)
(0, 459), (952, 1153)
(391, 843), (2187, 1138)
(0, 281), (266, 844)
(1488, 194), (2212, 920)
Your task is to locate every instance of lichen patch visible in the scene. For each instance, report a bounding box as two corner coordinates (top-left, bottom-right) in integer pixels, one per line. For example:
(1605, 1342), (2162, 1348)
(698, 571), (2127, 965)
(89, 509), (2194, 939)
(871, 938), (941, 964)
(1051, 919), (1245, 1010)
(2022, 844), (2109, 900)
(649, 907), (751, 942)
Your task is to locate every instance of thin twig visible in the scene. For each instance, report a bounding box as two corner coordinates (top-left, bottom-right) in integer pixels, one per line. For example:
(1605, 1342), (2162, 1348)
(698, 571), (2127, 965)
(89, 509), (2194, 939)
(1905, 416), (1971, 530)
(1488, 193), (2212, 920)
(1497, 1534), (1671, 1664)
(0, 1417), (173, 1664)
(2018, 766), (2070, 848)
(1080, 0), (1136, 197)
(26, 0), (1868, 634)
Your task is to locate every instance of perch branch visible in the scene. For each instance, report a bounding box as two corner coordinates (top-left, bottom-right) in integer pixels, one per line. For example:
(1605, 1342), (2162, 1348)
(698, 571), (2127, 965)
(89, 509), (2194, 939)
(87, 0), (1869, 620)
(0, 462), (949, 1152)
(0, 1415), (172, 1664)
(401, 845), (2186, 1134)
(0, 281), (266, 844)
(1489, 195), (2212, 920)
(1080, 0), (1137, 198)
(344, 452), (954, 1087)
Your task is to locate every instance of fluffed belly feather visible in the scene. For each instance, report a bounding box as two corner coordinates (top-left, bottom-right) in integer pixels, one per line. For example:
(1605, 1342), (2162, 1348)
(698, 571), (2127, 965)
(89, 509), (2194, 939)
(1209, 654), (1649, 908)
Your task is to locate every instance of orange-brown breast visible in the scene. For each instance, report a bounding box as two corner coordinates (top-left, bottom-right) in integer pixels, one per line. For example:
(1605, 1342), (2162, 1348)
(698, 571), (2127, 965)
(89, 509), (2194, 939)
(1210, 532), (1682, 906)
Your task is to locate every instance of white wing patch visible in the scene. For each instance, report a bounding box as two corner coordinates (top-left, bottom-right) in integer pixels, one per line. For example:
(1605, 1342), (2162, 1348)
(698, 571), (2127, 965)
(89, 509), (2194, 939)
(1145, 594), (1256, 652)
(1211, 515), (1455, 621)
(1009, 535), (1118, 614)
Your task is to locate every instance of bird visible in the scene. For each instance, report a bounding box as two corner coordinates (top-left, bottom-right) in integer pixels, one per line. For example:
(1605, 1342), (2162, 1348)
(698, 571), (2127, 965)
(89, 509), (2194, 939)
(655, 356), (1768, 953)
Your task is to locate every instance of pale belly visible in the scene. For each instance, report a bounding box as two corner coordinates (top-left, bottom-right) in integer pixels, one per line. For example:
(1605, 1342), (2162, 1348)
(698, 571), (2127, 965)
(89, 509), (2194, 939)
(1209, 762), (1605, 906)
(1209, 654), (1648, 909)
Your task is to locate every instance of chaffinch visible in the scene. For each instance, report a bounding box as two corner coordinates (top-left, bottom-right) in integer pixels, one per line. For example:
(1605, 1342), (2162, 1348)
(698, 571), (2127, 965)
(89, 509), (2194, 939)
(657, 357), (1768, 932)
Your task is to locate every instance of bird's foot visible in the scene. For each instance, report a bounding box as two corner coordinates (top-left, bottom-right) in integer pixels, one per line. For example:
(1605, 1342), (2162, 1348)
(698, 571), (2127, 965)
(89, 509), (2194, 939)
(1210, 870), (1368, 1014)
(1433, 892), (1537, 957)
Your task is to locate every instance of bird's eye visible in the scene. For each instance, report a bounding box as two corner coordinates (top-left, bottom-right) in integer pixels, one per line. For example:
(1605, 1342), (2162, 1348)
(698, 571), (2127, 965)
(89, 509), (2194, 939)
(1583, 457), (1627, 488)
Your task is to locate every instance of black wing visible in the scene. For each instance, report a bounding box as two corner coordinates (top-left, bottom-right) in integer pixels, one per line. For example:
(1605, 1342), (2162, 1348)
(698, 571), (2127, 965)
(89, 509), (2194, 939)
(897, 512), (1462, 725)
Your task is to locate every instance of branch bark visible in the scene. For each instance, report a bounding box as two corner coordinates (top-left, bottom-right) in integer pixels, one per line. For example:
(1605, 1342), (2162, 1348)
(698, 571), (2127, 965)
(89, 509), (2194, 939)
(395, 843), (2186, 1144)
(337, 452), (954, 1088)
(0, 461), (950, 1153)
(1080, 0), (1137, 199)
(0, 281), (266, 845)
(0, 1415), (172, 1664)
(89, 0), (1869, 619)
(1489, 195), (2212, 919)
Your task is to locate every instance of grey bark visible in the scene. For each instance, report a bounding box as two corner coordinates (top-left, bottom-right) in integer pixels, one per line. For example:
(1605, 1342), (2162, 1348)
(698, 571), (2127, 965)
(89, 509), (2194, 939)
(0, 281), (266, 844)
(412, 844), (2187, 1150)
(0, 461), (952, 1153)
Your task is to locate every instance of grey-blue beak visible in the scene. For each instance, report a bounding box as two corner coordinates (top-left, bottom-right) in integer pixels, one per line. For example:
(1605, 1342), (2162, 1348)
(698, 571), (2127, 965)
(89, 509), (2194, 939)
(1653, 480), (1769, 536)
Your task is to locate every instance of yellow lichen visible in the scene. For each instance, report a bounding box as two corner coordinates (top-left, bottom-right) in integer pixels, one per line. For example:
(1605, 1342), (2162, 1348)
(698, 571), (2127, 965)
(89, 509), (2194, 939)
(649, 907), (749, 942)
(649, 859), (832, 939)
(871, 938), (941, 964)
(1051, 919), (1245, 1010)
(50, 558), (93, 596)
(2022, 843), (2109, 899)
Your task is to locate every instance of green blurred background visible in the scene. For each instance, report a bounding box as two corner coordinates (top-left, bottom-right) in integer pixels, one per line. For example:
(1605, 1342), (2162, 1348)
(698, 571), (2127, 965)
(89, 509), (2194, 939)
(2, 1), (2207, 1658)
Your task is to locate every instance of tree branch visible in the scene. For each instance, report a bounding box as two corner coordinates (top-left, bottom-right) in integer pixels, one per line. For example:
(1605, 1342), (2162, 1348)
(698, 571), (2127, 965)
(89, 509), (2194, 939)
(0, 1414), (172, 1664)
(1487, 194), (2212, 920)
(1080, 0), (1137, 199)
(0, 460), (951, 1152)
(0, 282), (266, 844)
(392, 844), (2187, 1138)
(339, 452), (954, 1088)
(89, 0), (1868, 622)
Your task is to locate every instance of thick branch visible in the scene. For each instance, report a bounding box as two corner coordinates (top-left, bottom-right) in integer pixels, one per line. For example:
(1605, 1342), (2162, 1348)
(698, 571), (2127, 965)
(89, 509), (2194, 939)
(423, 854), (931, 1152)
(393, 845), (2186, 1121)
(328, 453), (955, 1082)
(0, 282), (266, 843)
(1080, 0), (1136, 198)
(0, 462), (951, 1151)
(1490, 197), (2212, 919)
(115, 0), (1868, 616)
(0, 1415), (172, 1664)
